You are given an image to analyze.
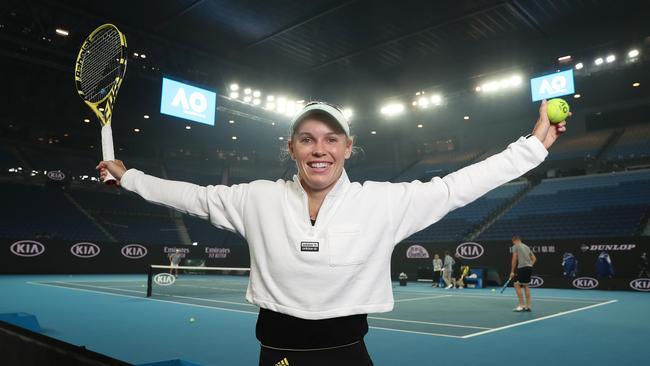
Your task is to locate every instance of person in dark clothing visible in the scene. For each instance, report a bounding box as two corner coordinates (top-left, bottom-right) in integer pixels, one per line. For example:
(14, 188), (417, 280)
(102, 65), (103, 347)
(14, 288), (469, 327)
(639, 252), (649, 278)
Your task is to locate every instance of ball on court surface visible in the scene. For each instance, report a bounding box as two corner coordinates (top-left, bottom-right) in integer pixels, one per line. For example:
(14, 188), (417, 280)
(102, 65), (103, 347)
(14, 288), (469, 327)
(547, 98), (570, 124)
(491, 288), (496, 292)
(189, 317), (196, 323)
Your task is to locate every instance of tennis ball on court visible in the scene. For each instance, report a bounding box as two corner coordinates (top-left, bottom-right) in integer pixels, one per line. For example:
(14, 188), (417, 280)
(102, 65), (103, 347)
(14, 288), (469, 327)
(547, 98), (570, 124)
(189, 317), (196, 323)
(491, 288), (496, 292)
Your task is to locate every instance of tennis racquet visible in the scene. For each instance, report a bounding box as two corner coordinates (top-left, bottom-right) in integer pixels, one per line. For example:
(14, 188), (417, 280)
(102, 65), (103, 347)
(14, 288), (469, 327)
(75, 24), (128, 184)
(500, 276), (512, 294)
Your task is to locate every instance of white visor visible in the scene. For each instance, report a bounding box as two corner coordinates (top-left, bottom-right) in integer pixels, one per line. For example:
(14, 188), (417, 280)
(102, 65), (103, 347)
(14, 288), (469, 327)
(290, 101), (350, 137)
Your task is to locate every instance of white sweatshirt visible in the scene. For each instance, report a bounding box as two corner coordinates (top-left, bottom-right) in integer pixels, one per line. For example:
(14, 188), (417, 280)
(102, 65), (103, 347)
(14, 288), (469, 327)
(121, 136), (547, 319)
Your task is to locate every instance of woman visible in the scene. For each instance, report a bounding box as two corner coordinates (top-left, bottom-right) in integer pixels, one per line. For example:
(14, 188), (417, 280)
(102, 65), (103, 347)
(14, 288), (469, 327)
(432, 253), (442, 287)
(97, 100), (566, 365)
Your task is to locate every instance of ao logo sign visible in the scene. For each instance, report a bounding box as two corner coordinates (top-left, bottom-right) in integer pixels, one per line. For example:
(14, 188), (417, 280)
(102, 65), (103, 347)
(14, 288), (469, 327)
(121, 244), (148, 259)
(153, 273), (176, 286)
(529, 276), (544, 288)
(629, 278), (650, 292)
(10, 240), (45, 257)
(530, 69), (575, 102)
(70, 242), (100, 258)
(572, 277), (599, 289)
(160, 77), (216, 125)
(456, 242), (484, 259)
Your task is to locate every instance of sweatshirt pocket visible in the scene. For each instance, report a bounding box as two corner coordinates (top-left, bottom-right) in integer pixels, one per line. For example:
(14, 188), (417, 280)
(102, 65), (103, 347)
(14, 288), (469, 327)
(327, 226), (364, 266)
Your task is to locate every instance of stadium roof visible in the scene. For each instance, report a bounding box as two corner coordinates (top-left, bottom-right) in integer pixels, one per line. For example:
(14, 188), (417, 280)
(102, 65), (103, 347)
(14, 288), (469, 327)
(1, 0), (649, 156)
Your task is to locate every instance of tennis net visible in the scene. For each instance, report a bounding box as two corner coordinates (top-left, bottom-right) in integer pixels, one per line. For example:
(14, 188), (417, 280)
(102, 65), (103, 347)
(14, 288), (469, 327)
(146, 264), (250, 299)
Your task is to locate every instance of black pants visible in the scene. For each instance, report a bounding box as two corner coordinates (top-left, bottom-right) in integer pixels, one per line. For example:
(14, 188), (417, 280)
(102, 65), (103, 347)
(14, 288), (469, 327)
(259, 340), (373, 366)
(432, 270), (441, 284)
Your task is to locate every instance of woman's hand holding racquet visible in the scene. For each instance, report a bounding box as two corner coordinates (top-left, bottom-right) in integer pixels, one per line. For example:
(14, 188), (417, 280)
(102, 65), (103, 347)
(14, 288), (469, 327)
(96, 160), (127, 185)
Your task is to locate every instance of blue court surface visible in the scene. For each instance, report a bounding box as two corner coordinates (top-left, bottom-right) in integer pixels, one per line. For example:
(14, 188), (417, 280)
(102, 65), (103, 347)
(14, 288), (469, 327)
(1, 274), (647, 365)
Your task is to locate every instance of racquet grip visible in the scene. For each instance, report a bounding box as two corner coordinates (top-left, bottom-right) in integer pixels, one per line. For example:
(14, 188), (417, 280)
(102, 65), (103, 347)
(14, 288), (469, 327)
(101, 124), (117, 184)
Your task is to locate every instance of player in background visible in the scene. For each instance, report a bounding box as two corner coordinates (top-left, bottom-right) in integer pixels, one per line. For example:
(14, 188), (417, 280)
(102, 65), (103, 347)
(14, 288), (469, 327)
(510, 236), (536, 312)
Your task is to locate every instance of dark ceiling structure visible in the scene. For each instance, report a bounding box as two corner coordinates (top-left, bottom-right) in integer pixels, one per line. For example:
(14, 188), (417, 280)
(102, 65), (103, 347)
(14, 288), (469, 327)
(1, 0), (649, 162)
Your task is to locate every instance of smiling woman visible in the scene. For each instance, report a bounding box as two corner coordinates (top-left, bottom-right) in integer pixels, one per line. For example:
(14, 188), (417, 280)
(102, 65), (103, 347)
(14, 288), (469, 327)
(96, 100), (566, 366)
(288, 106), (353, 218)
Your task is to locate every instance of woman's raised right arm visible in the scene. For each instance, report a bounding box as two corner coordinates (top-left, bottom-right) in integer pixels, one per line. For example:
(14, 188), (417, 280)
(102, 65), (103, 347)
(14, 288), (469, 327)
(97, 160), (246, 234)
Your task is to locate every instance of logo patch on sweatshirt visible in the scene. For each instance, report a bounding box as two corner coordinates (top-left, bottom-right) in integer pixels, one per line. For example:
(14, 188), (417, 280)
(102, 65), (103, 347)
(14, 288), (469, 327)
(300, 241), (319, 252)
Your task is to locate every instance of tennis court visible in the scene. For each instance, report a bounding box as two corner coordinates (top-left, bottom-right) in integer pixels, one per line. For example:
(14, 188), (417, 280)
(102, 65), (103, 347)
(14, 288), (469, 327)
(3, 273), (645, 365)
(2, 3), (650, 365)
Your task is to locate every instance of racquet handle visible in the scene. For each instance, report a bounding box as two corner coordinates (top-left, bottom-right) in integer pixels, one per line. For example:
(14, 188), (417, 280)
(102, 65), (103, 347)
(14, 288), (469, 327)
(101, 124), (117, 185)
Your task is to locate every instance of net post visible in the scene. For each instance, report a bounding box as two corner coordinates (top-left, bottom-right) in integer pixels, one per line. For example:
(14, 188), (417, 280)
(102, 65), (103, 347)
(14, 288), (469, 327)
(146, 265), (152, 297)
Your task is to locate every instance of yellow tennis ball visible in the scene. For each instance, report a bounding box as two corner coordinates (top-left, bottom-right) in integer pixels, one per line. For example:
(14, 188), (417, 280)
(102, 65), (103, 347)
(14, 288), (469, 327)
(547, 98), (570, 124)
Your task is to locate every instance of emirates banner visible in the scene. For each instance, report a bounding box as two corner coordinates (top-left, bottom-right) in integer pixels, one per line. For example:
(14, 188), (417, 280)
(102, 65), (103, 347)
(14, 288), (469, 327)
(1, 238), (250, 274)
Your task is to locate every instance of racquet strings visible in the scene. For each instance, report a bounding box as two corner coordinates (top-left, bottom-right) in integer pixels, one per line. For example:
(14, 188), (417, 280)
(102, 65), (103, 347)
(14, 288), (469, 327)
(79, 27), (124, 103)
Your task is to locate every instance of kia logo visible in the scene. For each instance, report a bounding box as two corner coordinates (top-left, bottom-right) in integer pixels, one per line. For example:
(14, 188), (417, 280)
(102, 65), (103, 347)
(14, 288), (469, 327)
(456, 242), (484, 259)
(629, 278), (650, 292)
(70, 242), (100, 258)
(153, 273), (176, 286)
(121, 244), (147, 259)
(10, 240), (45, 257)
(572, 277), (599, 289)
(529, 276), (544, 288)
(46, 170), (66, 181)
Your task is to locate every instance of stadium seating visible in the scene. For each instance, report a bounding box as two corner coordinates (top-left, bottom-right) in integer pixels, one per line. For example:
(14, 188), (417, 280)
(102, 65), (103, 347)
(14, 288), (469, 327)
(0, 146), (21, 170)
(0, 183), (108, 242)
(347, 164), (399, 182)
(183, 215), (231, 245)
(403, 181), (529, 242)
(68, 190), (170, 216)
(478, 170), (650, 240)
(605, 124), (650, 160)
(68, 189), (183, 244)
(20, 147), (96, 177)
(3, 135), (649, 246)
(545, 130), (611, 161)
(229, 164), (284, 183)
(394, 151), (480, 182)
(98, 214), (181, 245)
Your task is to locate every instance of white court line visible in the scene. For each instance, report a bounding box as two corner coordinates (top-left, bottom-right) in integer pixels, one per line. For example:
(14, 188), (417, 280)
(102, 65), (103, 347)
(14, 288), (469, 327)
(27, 281), (259, 316)
(52, 281), (147, 294)
(393, 289), (613, 303)
(56, 279), (144, 283)
(159, 293), (255, 307)
(47, 281), (147, 295)
(64, 280), (247, 293)
(31, 281), (615, 340)
(394, 294), (452, 302)
(27, 281), (465, 339)
(65, 281), (246, 293)
(44, 281), (254, 307)
(368, 316), (489, 330)
(174, 284), (247, 293)
(446, 293), (608, 304)
(461, 299), (618, 339)
(369, 326), (464, 339)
